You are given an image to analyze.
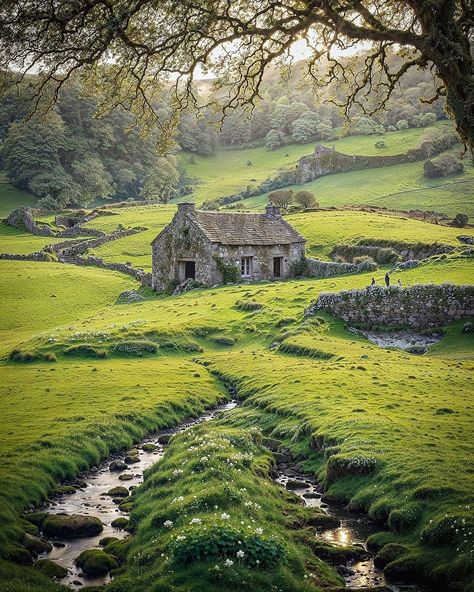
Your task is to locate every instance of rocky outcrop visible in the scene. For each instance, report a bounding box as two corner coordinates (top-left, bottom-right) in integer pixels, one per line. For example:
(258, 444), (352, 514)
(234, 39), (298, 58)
(305, 283), (474, 330)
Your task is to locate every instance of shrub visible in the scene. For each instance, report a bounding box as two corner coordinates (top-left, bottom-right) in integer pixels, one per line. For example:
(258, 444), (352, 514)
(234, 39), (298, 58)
(64, 344), (108, 358)
(112, 341), (158, 356)
(169, 524), (285, 568)
(462, 321), (473, 334)
(8, 349), (56, 363)
(294, 190), (317, 209)
(375, 140), (386, 148)
(423, 154), (463, 178)
(396, 119), (409, 130)
(452, 213), (469, 228)
(268, 189), (294, 208)
(213, 255), (240, 284)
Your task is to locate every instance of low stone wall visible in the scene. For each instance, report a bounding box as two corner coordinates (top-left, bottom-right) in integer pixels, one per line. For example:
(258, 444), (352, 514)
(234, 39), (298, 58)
(305, 283), (474, 329)
(53, 227), (146, 256)
(55, 226), (106, 238)
(0, 251), (53, 262)
(305, 257), (377, 278)
(64, 255), (152, 286)
(5, 207), (55, 237)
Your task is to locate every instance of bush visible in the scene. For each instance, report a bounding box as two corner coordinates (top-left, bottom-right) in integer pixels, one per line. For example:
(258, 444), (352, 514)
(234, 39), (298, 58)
(375, 140), (386, 149)
(452, 213), (469, 228)
(423, 154), (463, 178)
(268, 189), (294, 208)
(64, 344), (108, 358)
(294, 190), (317, 209)
(396, 119), (409, 130)
(213, 255), (240, 284)
(169, 524), (285, 568)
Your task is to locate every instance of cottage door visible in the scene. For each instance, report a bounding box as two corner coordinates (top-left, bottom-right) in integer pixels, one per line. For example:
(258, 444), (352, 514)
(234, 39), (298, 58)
(184, 261), (196, 279)
(273, 257), (282, 277)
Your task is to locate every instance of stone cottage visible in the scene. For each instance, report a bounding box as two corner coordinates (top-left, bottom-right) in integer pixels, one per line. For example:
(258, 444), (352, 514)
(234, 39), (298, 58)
(151, 203), (305, 290)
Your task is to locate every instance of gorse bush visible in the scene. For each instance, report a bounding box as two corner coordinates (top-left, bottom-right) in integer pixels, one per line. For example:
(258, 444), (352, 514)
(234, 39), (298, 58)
(169, 524), (286, 567)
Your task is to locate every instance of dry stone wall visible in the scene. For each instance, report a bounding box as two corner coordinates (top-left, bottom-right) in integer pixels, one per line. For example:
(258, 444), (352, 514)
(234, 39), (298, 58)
(305, 284), (474, 329)
(304, 257), (377, 278)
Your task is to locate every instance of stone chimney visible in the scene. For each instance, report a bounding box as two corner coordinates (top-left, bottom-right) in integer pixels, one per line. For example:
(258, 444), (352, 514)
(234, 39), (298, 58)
(265, 203), (281, 219)
(178, 202), (196, 215)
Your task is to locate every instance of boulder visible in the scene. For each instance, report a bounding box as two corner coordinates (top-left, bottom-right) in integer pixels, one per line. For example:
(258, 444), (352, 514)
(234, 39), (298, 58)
(75, 549), (119, 576)
(142, 443), (158, 452)
(286, 478), (308, 490)
(111, 517), (129, 529)
(157, 434), (171, 445)
(118, 473), (134, 481)
(42, 514), (103, 538)
(33, 559), (68, 579)
(106, 486), (129, 498)
(23, 533), (53, 555)
(124, 455), (140, 464)
(99, 536), (119, 547)
(109, 460), (128, 472)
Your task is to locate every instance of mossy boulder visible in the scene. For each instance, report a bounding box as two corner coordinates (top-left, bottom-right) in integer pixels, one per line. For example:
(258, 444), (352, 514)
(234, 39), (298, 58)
(384, 554), (424, 580)
(309, 541), (367, 565)
(99, 536), (119, 547)
(52, 485), (77, 496)
(141, 443), (157, 452)
(23, 533), (53, 555)
(374, 543), (410, 568)
(111, 517), (129, 529)
(23, 512), (48, 528)
(33, 559), (68, 579)
(75, 549), (119, 576)
(124, 455), (140, 464)
(42, 514), (103, 538)
(102, 537), (132, 561)
(118, 473), (134, 481)
(106, 486), (129, 498)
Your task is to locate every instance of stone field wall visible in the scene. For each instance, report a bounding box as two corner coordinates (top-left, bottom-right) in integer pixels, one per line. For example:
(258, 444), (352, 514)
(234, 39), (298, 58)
(305, 283), (474, 329)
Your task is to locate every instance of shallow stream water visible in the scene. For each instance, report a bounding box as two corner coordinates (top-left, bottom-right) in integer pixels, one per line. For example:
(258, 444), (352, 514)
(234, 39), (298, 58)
(33, 399), (424, 591)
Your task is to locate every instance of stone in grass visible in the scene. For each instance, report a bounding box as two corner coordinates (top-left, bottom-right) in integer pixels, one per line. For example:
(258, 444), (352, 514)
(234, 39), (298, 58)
(75, 549), (119, 577)
(118, 473), (134, 481)
(106, 486), (129, 498)
(141, 443), (158, 452)
(109, 460), (128, 472)
(111, 517), (129, 529)
(286, 478), (308, 490)
(23, 533), (53, 555)
(42, 514), (103, 538)
(33, 559), (68, 579)
(99, 536), (119, 547)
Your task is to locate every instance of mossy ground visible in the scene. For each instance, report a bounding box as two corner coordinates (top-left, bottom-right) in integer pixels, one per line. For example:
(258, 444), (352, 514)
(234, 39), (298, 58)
(0, 177), (472, 590)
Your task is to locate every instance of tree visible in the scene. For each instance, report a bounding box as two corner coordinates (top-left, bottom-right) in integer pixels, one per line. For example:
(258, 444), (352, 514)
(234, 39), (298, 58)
(140, 156), (179, 202)
(423, 153), (463, 178)
(396, 119), (409, 131)
(294, 190), (317, 209)
(1, 1), (472, 151)
(452, 213), (469, 228)
(265, 130), (282, 151)
(268, 190), (294, 209)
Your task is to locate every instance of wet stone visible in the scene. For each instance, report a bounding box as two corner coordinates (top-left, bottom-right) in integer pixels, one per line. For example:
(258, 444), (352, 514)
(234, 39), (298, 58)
(286, 479), (309, 490)
(109, 460), (128, 472)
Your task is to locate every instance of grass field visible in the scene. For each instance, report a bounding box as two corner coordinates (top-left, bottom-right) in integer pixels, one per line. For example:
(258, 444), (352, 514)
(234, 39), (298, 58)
(0, 123), (473, 591)
(183, 122), (453, 204)
(0, 174), (36, 217)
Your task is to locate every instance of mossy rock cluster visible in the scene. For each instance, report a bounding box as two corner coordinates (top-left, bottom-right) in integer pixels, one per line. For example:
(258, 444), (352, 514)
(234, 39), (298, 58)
(41, 514), (103, 538)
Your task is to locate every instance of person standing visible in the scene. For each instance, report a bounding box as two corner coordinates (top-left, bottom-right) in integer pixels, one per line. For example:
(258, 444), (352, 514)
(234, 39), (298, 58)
(385, 272), (390, 287)
(371, 277), (376, 286)
(397, 278), (402, 287)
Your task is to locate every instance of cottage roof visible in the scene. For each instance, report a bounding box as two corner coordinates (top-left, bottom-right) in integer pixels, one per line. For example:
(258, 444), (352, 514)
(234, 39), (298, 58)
(187, 210), (305, 246)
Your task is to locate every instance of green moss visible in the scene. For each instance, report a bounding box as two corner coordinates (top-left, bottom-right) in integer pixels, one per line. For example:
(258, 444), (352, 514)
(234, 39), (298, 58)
(75, 549), (119, 576)
(33, 559), (68, 579)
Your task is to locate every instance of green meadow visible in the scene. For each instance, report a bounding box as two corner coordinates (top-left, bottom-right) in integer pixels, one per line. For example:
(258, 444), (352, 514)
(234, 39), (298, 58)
(184, 122), (453, 204)
(0, 126), (473, 591)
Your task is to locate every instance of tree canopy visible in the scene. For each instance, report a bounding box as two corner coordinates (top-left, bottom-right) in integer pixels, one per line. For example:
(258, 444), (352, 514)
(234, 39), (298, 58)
(0, 1), (472, 150)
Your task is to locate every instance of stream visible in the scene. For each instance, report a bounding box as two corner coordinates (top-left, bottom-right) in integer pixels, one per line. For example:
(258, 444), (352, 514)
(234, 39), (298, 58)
(32, 398), (424, 591)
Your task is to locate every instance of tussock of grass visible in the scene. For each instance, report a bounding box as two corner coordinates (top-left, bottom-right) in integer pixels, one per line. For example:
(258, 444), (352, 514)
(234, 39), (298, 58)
(279, 341), (335, 360)
(64, 344), (108, 358)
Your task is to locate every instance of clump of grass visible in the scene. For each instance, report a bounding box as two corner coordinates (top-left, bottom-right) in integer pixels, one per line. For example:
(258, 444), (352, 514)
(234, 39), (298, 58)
(279, 341), (335, 360)
(8, 349), (56, 363)
(213, 336), (236, 346)
(112, 341), (158, 356)
(234, 300), (264, 312)
(64, 344), (108, 358)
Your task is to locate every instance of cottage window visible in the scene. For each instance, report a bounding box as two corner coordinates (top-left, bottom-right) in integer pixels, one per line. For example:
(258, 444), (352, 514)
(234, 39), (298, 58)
(241, 257), (252, 277)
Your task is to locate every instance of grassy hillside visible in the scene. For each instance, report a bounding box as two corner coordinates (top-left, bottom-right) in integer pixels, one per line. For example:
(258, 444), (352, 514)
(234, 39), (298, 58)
(239, 158), (474, 217)
(183, 122), (453, 204)
(83, 207), (473, 270)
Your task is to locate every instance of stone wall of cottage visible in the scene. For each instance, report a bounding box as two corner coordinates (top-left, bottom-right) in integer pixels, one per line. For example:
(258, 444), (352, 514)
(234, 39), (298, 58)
(305, 283), (474, 329)
(151, 204), (306, 290)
